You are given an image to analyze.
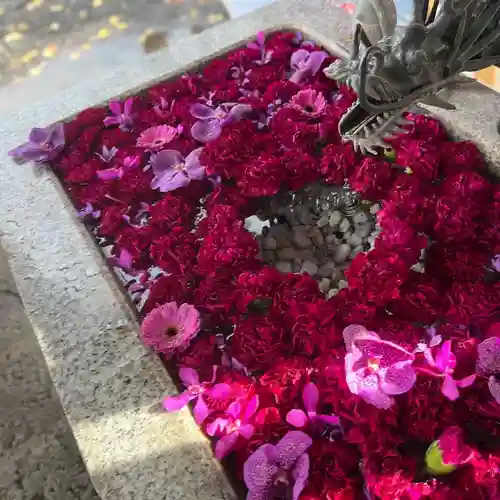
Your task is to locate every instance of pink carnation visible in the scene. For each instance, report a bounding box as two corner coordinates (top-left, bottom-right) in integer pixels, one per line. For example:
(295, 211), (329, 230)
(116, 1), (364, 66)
(140, 302), (200, 358)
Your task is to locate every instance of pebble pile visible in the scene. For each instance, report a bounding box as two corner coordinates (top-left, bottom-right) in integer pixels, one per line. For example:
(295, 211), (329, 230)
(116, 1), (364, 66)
(247, 183), (382, 297)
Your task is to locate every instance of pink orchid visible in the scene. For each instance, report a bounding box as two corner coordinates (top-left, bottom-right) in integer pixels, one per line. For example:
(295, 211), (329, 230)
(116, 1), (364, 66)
(289, 49), (328, 84)
(243, 431), (312, 500)
(343, 324), (416, 409)
(9, 123), (65, 163)
(103, 98), (134, 131)
(163, 366), (232, 425)
(421, 340), (476, 400)
(206, 395), (259, 460)
(476, 335), (500, 404)
(247, 31), (273, 65)
(286, 383), (340, 432)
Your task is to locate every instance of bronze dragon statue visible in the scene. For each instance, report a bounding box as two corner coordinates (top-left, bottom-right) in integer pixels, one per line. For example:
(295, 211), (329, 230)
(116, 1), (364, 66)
(324, 0), (500, 154)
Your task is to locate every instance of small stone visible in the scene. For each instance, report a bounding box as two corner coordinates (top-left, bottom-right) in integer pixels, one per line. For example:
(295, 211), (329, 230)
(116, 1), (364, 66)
(350, 245), (364, 259)
(297, 248), (315, 260)
(262, 250), (276, 263)
(296, 205), (315, 225)
(353, 212), (369, 225)
(276, 261), (292, 274)
(338, 279), (348, 290)
(321, 225), (333, 236)
(319, 278), (331, 293)
(347, 233), (363, 247)
(284, 207), (300, 226)
(325, 234), (336, 245)
(342, 230), (352, 241)
(317, 216), (329, 228)
(339, 218), (351, 233)
(317, 261), (335, 277)
(314, 247), (329, 260)
(277, 247), (296, 261)
(262, 236), (277, 250)
(328, 289), (339, 298)
(333, 244), (351, 264)
(370, 203), (381, 214)
(309, 227), (324, 247)
(292, 230), (313, 249)
(331, 268), (344, 281)
(355, 222), (374, 239)
(329, 211), (343, 228)
(300, 260), (318, 276)
(292, 258), (302, 273)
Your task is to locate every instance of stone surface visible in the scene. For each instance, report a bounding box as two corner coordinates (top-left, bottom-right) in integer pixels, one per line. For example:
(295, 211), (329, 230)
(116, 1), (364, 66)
(2, 0), (499, 498)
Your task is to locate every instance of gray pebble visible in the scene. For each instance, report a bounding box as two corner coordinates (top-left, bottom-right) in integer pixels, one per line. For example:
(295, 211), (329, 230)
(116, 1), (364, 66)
(309, 227), (324, 247)
(277, 247), (296, 261)
(284, 208), (300, 226)
(297, 248), (315, 260)
(276, 261), (293, 274)
(333, 244), (351, 264)
(350, 245), (364, 259)
(325, 234), (336, 245)
(353, 212), (369, 225)
(296, 205), (315, 225)
(370, 203), (381, 214)
(317, 216), (329, 228)
(355, 222), (374, 239)
(292, 258), (302, 273)
(262, 250), (276, 263)
(314, 247), (329, 260)
(329, 211), (343, 228)
(338, 279), (349, 290)
(342, 230), (353, 241)
(317, 261), (335, 277)
(411, 262), (425, 273)
(262, 236), (277, 250)
(347, 233), (363, 248)
(339, 218), (351, 233)
(292, 231), (313, 249)
(300, 260), (318, 276)
(328, 288), (339, 298)
(319, 278), (331, 293)
(331, 268), (345, 281)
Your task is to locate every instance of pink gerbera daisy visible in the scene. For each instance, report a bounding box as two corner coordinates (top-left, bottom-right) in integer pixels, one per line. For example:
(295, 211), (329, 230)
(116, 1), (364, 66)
(140, 302), (201, 358)
(136, 124), (183, 151)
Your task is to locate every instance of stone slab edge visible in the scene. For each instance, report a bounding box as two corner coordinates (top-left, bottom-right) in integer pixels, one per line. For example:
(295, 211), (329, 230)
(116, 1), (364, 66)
(0, 0), (498, 498)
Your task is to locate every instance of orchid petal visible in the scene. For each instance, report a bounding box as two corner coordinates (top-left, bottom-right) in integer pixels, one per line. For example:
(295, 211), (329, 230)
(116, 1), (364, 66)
(488, 376), (500, 404)
(186, 164), (206, 180)
(226, 104), (252, 124)
(380, 363), (416, 395)
(244, 395), (259, 421)
(342, 324), (375, 351)
(243, 444), (277, 493)
(302, 383), (319, 414)
(256, 31), (265, 46)
(163, 390), (192, 411)
(316, 414), (341, 427)
(118, 248), (133, 269)
(286, 409), (308, 428)
(291, 453), (310, 500)
(227, 401), (242, 419)
(152, 150), (184, 173)
(435, 340), (456, 373)
(307, 50), (328, 73)
(206, 417), (229, 436)
(191, 120), (222, 143)
(193, 395), (210, 424)
(210, 383), (232, 400)
(215, 432), (240, 460)
(124, 97), (133, 115)
(239, 423), (255, 439)
(456, 374), (476, 388)
(152, 171), (190, 192)
(96, 168), (123, 180)
(355, 337), (414, 368)
(189, 103), (217, 120)
(29, 127), (50, 143)
(429, 335), (443, 347)
(272, 431), (312, 469)
(103, 116), (120, 127)
(290, 49), (310, 71)
(109, 100), (122, 115)
(178, 367), (199, 386)
(441, 375), (459, 401)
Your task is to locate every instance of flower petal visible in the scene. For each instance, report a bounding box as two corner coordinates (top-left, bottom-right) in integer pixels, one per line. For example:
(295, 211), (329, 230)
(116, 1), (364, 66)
(488, 376), (500, 403)
(152, 171), (190, 192)
(316, 414), (341, 427)
(109, 100), (122, 115)
(307, 50), (328, 74)
(178, 367), (199, 386)
(302, 383), (319, 414)
(244, 395), (259, 421)
(477, 337), (500, 373)
(124, 97), (133, 116)
(355, 337), (414, 367)
(209, 383), (232, 400)
(215, 432), (240, 460)
(96, 167), (123, 180)
(152, 150), (184, 174)
(456, 374), (476, 388)
(118, 248), (133, 269)
(239, 423), (255, 439)
(206, 417), (229, 436)
(227, 401), (242, 419)
(189, 103), (217, 119)
(380, 363), (416, 395)
(291, 453), (310, 500)
(290, 49), (310, 71)
(435, 340), (456, 373)
(342, 324), (375, 351)
(226, 104), (252, 123)
(193, 395), (210, 424)
(191, 120), (222, 143)
(163, 390), (192, 411)
(272, 431), (312, 470)
(441, 375), (459, 401)
(286, 409), (308, 428)
(243, 444), (278, 493)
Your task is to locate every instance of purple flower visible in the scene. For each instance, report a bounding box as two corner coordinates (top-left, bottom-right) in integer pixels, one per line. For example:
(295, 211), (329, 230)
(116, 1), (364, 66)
(422, 340), (476, 401)
(243, 431), (312, 500)
(476, 336), (500, 404)
(289, 49), (328, 84)
(77, 202), (101, 220)
(103, 98), (134, 131)
(247, 31), (273, 65)
(108, 248), (133, 271)
(286, 383), (341, 433)
(343, 324), (416, 409)
(150, 148), (205, 192)
(123, 155), (140, 170)
(189, 102), (252, 143)
(9, 123), (65, 163)
(206, 395), (259, 460)
(97, 167), (124, 181)
(163, 366), (231, 424)
(492, 255), (500, 273)
(96, 145), (118, 162)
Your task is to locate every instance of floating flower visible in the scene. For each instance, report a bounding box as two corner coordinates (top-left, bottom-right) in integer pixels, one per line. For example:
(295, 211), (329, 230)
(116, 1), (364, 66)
(163, 367), (232, 424)
(425, 426), (474, 475)
(96, 145), (118, 162)
(289, 49), (328, 84)
(289, 89), (326, 117)
(103, 98), (134, 131)
(150, 148), (205, 192)
(491, 254), (500, 273)
(190, 102), (252, 143)
(343, 324), (416, 409)
(286, 382), (341, 433)
(476, 334), (500, 404)
(421, 340), (476, 401)
(247, 31), (272, 65)
(243, 431), (312, 500)
(9, 123), (65, 162)
(206, 395), (259, 459)
(136, 124), (182, 151)
(140, 302), (201, 359)
(77, 202), (101, 220)
(96, 167), (124, 181)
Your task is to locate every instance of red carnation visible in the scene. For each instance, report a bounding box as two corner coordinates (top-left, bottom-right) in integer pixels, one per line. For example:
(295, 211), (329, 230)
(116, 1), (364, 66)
(150, 230), (198, 274)
(440, 140), (485, 176)
(142, 274), (193, 314)
(320, 142), (358, 184)
(349, 156), (395, 201)
(237, 153), (286, 197)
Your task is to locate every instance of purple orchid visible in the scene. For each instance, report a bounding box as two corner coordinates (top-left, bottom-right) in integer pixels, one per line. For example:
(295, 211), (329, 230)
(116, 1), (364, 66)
(163, 367), (231, 425)
(108, 248), (133, 271)
(421, 340), (476, 401)
(289, 49), (328, 84)
(150, 148), (205, 192)
(97, 167), (124, 181)
(123, 155), (140, 170)
(9, 123), (65, 163)
(77, 202), (101, 220)
(96, 145), (118, 162)
(286, 383), (341, 433)
(189, 102), (252, 143)
(247, 31), (273, 65)
(343, 324), (416, 409)
(103, 98), (134, 131)
(243, 431), (312, 500)
(206, 395), (259, 460)
(476, 336), (500, 404)
(415, 325), (443, 354)
(491, 254), (500, 273)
